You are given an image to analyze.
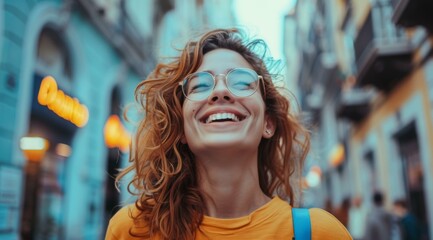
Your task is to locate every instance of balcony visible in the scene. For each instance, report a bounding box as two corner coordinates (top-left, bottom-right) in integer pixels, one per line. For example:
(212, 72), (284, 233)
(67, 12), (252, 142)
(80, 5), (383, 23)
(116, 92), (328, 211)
(298, 12), (326, 92)
(336, 88), (375, 123)
(299, 53), (339, 124)
(298, 48), (317, 94)
(354, 9), (413, 93)
(312, 53), (339, 89)
(392, 0), (433, 33)
(302, 85), (324, 122)
(76, 0), (156, 77)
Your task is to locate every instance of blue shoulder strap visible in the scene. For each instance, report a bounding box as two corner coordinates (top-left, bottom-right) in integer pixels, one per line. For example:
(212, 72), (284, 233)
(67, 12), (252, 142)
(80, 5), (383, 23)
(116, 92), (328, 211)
(292, 208), (311, 240)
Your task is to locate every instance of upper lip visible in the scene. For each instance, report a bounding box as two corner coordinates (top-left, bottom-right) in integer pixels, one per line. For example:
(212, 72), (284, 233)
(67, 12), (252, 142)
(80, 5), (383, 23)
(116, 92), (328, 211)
(199, 108), (247, 123)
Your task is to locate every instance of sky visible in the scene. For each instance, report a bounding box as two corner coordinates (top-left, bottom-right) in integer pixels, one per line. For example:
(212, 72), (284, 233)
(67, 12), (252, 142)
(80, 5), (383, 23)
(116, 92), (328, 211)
(234, 0), (297, 60)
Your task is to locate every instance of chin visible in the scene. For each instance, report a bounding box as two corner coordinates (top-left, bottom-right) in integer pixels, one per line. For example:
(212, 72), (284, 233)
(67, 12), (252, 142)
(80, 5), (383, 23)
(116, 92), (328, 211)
(193, 136), (260, 152)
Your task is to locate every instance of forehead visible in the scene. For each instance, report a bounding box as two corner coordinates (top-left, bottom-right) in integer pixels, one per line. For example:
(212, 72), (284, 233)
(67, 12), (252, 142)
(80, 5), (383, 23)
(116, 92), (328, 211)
(196, 49), (253, 73)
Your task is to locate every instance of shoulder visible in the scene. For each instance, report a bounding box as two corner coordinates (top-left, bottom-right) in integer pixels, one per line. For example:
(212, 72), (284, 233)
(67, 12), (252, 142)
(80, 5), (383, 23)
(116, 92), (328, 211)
(272, 196), (292, 209)
(309, 208), (353, 240)
(105, 204), (148, 240)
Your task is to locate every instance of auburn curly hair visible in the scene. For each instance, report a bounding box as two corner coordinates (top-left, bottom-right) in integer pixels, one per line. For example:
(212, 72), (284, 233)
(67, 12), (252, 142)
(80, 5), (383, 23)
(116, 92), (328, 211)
(116, 28), (310, 239)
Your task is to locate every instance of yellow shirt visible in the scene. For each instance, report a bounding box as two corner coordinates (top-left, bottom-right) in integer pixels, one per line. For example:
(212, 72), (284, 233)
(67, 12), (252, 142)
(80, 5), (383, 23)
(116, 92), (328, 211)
(106, 197), (352, 240)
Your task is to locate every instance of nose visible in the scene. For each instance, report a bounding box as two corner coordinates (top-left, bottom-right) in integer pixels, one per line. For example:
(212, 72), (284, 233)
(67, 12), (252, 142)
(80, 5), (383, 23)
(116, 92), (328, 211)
(208, 74), (234, 103)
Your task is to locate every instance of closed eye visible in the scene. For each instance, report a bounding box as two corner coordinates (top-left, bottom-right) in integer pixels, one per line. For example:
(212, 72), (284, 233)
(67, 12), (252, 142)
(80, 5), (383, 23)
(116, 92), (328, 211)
(231, 81), (255, 90)
(189, 83), (212, 94)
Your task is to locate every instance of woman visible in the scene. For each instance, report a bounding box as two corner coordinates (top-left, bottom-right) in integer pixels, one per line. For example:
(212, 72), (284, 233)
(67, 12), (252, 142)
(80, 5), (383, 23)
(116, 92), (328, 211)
(106, 28), (352, 239)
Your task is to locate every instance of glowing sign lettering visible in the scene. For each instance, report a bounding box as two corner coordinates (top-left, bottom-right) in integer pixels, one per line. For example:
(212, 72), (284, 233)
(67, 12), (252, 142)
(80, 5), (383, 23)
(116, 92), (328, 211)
(37, 76), (89, 127)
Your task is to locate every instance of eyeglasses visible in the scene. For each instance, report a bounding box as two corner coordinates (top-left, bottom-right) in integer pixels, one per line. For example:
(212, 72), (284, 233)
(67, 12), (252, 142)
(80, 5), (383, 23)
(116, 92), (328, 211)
(179, 68), (263, 101)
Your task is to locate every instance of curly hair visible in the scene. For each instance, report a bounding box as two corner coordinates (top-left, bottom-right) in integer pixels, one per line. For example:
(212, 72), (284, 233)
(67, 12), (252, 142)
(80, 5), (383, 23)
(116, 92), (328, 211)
(116, 28), (310, 240)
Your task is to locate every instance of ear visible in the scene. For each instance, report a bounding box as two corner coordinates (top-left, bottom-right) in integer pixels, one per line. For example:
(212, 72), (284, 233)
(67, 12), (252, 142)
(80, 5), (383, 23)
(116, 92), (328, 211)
(262, 114), (276, 139)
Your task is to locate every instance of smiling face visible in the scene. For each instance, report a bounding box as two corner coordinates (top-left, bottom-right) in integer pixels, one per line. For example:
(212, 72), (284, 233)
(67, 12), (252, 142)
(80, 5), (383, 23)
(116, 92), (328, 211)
(182, 49), (274, 157)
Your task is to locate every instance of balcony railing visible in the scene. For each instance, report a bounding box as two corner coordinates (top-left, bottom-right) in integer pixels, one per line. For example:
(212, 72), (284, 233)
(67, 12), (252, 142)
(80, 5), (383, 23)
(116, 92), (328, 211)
(298, 34), (321, 94)
(392, 0), (433, 33)
(354, 6), (413, 92)
(299, 52), (339, 123)
(311, 53), (339, 87)
(336, 88), (375, 123)
(298, 16), (327, 93)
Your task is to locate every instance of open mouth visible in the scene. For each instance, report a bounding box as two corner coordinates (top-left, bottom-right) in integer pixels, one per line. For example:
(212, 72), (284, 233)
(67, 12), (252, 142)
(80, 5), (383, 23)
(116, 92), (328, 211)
(202, 112), (246, 124)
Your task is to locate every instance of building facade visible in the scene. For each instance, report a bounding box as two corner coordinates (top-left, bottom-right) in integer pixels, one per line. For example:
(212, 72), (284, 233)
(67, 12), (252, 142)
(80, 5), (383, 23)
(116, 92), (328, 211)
(286, 0), (433, 238)
(0, 0), (158, 239)
(0, 0), (236, 239)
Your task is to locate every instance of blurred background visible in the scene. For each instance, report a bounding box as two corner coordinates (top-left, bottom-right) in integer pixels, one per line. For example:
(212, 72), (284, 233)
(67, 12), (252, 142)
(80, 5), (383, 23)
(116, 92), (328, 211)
(0, 0), (432, 239)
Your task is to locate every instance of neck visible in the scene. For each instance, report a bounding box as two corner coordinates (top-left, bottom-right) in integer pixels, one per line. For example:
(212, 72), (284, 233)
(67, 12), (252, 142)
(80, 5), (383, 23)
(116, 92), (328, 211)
(195, 151), (271, 218)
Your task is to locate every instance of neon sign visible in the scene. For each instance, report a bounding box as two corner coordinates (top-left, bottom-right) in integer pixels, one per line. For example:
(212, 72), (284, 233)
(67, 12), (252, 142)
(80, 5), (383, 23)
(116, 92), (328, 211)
(37, 76), (89, 127)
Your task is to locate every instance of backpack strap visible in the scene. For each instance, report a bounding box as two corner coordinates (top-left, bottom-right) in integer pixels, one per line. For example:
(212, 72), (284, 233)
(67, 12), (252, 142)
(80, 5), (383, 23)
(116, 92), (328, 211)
(291, 208), (311, 240)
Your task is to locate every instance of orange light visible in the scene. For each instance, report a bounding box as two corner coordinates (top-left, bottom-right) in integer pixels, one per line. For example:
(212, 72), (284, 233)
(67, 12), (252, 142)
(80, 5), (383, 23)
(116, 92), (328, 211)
(55, 143), (72, 157)
(303, 165), (323, 188)
(310, 165), (322, 176)
(104, 115), (131, 152)
(20, 137), (49, 162)
(37, 76), (89, 127)
(329, 144), (345, 167)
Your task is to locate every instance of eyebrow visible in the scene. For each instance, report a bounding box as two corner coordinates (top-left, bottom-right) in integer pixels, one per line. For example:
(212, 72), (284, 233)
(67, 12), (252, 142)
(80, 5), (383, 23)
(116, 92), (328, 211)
(198, 68), (235, 75)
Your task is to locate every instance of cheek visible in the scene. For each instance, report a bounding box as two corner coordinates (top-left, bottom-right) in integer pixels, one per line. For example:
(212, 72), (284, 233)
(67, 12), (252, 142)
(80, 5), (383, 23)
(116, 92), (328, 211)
(182, 100), (198, 116)
(182, 107), (196, 144)
(183, 108), (196, 120)
(182, 105), (197, 131)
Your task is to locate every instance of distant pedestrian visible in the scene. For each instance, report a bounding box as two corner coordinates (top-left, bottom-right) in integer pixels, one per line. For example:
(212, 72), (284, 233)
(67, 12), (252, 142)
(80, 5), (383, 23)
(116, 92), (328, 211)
(335, 197), (351, 227)
(393, 199), (421, 240)
(363, 191), (393, 240)
(348, 196), (367, 240)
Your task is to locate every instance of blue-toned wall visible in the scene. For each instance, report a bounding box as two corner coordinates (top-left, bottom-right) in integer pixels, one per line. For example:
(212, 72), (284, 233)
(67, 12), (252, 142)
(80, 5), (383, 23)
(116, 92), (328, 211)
(0, 1), (141, 239)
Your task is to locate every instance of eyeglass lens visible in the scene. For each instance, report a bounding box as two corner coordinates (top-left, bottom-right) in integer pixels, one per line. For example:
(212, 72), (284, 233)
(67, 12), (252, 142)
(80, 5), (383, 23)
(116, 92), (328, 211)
(183, 68), (259, 101)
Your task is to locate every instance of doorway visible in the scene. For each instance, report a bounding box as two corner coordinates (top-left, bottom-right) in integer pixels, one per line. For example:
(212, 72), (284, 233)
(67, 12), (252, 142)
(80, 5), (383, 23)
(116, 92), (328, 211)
(395, 121), (429, 239)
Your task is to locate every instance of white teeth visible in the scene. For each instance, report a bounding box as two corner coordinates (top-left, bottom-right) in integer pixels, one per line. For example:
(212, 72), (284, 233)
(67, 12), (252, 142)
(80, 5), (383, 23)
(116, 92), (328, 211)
(205, 113), (240, 123)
